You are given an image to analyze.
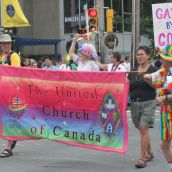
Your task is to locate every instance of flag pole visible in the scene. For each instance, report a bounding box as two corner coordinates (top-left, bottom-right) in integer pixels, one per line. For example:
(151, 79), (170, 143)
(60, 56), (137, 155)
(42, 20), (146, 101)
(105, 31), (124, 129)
(1, 0), (3, 27)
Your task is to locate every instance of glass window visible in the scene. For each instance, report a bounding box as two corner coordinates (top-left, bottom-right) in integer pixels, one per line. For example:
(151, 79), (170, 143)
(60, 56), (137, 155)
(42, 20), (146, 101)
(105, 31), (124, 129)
(64, 0), (94, 34)
(104, 0), (132, 33)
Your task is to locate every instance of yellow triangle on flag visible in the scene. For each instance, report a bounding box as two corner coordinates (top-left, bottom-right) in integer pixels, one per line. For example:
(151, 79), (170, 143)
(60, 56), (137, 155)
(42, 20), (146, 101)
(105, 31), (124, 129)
(1, 0), (30, 27)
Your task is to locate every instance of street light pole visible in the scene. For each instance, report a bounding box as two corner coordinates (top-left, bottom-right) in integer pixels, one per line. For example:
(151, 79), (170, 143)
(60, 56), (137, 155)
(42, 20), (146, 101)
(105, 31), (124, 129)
(131, 0), (140, 68)
(95, 0), (105, 61)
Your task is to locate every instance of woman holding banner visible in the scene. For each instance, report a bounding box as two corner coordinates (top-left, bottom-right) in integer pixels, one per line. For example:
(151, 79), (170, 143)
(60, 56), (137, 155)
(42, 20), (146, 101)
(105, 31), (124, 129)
(128, 46), (158, 168)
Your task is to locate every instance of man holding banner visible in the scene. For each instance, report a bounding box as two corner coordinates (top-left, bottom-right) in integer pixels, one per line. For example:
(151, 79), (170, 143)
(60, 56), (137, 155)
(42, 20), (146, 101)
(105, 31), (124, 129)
(144, 45), (172, 171)
(151, 2), (172, 170)
(0, 34), (21, 157)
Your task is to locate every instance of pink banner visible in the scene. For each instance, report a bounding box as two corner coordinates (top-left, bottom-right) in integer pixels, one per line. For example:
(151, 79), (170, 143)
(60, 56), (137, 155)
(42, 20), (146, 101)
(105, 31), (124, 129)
(0, 66), (129, 153)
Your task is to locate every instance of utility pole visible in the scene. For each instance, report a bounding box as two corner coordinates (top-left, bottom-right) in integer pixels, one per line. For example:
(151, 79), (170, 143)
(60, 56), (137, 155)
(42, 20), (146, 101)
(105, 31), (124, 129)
(131, 0), (140, 68)
(95, 0), (105, 61)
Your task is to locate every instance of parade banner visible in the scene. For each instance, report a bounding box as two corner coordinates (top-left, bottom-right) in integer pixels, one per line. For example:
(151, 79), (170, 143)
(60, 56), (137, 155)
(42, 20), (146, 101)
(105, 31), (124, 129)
(0, 66), (128, 153)
(152, 3), (172, 48)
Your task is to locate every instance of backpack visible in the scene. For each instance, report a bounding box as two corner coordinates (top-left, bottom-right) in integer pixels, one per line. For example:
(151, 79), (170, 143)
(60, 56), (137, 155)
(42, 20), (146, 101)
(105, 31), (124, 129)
(4, 52), (21, 66)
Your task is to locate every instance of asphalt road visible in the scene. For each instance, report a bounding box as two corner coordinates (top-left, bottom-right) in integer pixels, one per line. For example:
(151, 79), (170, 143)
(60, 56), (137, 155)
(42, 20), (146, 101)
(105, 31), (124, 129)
(0, 109), (170, 172)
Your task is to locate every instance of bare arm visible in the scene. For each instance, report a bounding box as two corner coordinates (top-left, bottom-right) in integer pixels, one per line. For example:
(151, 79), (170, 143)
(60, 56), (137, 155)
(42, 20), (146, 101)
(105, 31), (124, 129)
(96, 62), (108, 70)
(143, 73), (155, 87)
(69, 39), (77, 59)
(69, 35), (81, 59)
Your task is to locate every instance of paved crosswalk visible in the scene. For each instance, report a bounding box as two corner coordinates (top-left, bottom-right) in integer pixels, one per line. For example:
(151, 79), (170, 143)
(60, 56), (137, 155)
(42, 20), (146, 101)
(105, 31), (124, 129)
(126, 109), (160, 121)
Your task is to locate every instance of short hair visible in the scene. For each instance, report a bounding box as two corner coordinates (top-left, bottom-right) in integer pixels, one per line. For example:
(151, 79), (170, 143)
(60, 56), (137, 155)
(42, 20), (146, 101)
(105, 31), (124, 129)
(112, 52), (121, 62)
(43, 56), (53, 61)
(137, 46), (151, 55)
(124, 56), (130, 61)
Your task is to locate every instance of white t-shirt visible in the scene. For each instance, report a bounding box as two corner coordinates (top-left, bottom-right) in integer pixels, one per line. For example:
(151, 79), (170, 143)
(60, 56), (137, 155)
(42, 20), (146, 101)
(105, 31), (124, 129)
(151, 70), (160, 85)
(72, 54), (99, 72)
(123, 62), (131, 71)
(59, 64), (71, 71)
(107, 63), (126, 72)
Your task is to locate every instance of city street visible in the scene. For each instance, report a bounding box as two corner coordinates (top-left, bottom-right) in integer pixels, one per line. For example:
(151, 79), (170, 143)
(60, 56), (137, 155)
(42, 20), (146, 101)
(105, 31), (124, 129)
(0, 107), (169, 172)
(0, 1), (171, 172)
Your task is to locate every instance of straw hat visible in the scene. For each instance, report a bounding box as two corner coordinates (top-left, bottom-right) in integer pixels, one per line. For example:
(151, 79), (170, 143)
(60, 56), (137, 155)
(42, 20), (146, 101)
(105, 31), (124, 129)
(0, 34), (12, 42)
(160, 45), (172, 61)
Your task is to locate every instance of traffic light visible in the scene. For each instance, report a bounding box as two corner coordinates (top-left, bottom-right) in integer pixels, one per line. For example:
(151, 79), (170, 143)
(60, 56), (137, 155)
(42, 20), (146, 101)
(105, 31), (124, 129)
(88, 8), (98, 32)
(106, 9), (114, 32)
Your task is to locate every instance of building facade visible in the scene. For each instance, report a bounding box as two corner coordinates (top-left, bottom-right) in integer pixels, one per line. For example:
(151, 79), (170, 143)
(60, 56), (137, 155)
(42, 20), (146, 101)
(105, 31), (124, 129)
(18, 0), (155, 59)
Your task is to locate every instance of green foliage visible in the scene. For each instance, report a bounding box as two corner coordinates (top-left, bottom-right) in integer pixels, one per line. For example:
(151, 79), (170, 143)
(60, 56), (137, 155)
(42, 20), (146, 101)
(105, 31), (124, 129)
(140, 0), (170, 37)
(140, 15), (153, 36)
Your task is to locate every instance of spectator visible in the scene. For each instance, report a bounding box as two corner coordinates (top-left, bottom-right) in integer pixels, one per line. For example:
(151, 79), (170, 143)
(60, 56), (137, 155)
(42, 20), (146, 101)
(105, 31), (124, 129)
(42, 56), (59, 70)
(29, 58), (36, 65)
(37, 59), (44, 68)
(58, 57), (71, 71)
(69, 36), (99, 71)
(55, 58), (62, 67)
(68, 59), (78, 70)
(65, 53), (77, 70)
(122, 56), (131, 72)
(21, 57), (30, 67)
(97, 52), (126, 72)
(30, 61), (38, 68)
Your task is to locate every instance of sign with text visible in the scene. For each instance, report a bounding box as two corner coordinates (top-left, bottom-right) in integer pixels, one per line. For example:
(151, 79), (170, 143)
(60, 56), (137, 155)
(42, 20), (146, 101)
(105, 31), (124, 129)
(0, 66), (128, 153)
(152, 3), (172, 48)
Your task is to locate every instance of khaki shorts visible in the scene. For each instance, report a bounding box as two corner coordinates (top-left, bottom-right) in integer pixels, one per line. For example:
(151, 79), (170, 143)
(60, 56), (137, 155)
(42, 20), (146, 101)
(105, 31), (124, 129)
(130, 100), (156, 128)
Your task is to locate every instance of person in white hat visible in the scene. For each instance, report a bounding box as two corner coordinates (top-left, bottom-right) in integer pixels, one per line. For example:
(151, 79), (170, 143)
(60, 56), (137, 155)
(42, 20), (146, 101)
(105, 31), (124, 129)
(0, 34), (20, 158)
(69, 36), (99, 71)
(0, 34), (21, 66)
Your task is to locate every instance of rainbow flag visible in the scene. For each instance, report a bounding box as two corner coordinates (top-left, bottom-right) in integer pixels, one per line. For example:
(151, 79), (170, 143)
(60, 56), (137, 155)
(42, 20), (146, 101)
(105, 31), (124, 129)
(1, 0), (30, 27)
(0, 66), (129, 153)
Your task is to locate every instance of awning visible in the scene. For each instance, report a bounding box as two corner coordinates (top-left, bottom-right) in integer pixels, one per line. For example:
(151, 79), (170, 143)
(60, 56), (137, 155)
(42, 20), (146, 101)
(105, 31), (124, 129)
(14, 38), (65, 58)
(15, 38), (64, 46)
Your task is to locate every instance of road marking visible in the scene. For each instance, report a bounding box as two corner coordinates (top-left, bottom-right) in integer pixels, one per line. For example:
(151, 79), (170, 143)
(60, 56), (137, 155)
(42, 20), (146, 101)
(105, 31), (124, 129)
(127, 118), (160, 121)
(126, 110), (160, 117)
(126, 110), (160, 120)
(126, 110), (160, 113)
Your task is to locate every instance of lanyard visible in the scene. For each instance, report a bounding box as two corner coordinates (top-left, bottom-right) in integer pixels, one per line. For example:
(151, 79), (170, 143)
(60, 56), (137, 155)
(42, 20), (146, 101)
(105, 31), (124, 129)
(111, 64), (119, 71)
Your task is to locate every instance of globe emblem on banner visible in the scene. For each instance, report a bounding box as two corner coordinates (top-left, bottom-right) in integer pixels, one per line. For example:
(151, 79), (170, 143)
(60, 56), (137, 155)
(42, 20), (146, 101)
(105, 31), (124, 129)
(6, 5), (15, 17)
(99, 93), (121, 138)
(9, 96), (27, 118)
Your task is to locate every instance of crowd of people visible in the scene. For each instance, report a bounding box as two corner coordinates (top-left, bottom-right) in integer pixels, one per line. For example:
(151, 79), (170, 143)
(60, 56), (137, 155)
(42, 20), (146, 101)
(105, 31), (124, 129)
(20, 50), (131, 73)
(0, 33), (171, 171)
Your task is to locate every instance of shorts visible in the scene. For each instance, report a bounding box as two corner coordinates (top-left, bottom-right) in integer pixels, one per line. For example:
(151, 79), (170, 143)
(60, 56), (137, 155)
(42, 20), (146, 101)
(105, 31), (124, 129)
(130, 100), (156, 128)
(160, 111), (172, 141)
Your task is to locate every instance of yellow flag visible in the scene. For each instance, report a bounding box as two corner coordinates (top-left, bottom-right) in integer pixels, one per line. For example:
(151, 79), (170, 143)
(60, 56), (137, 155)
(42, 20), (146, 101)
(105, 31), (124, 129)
(1, 0), (30, 27)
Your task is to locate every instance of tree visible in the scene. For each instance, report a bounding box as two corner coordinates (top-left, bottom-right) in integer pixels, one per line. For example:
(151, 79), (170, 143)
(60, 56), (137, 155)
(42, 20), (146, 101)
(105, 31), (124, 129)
(140, 0), (170, 37)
